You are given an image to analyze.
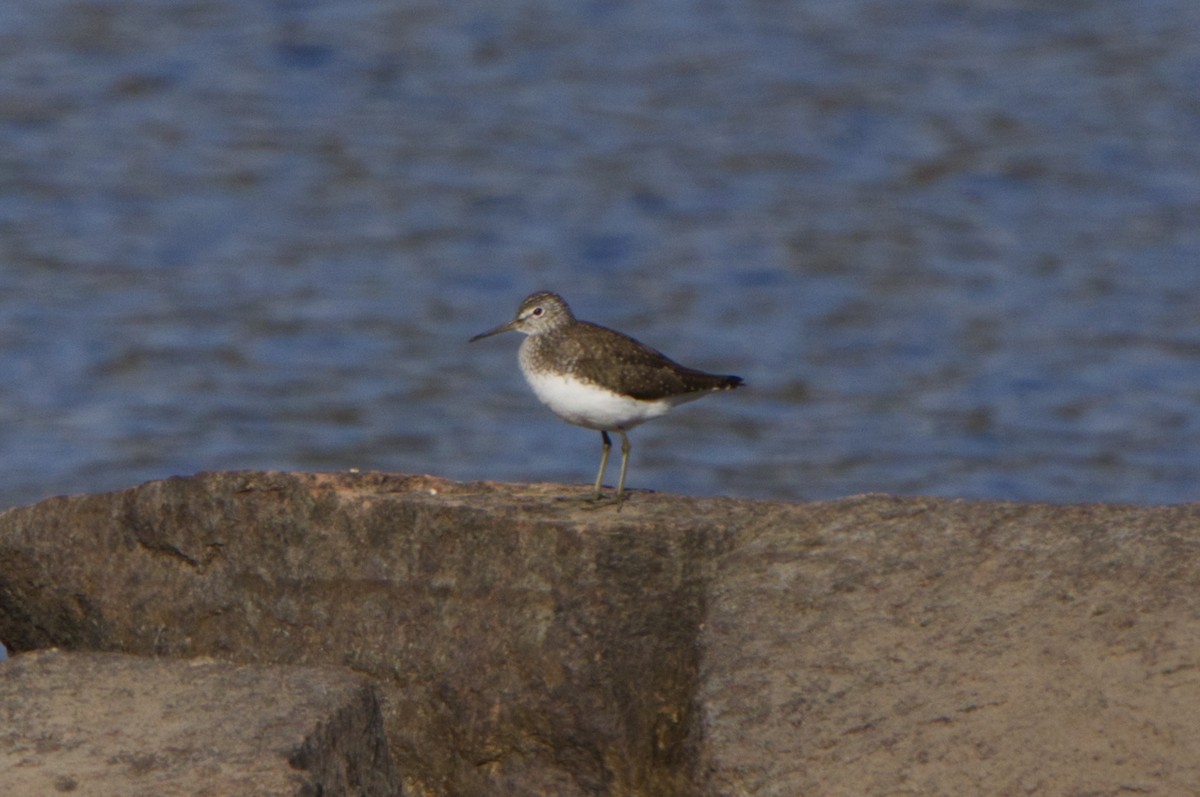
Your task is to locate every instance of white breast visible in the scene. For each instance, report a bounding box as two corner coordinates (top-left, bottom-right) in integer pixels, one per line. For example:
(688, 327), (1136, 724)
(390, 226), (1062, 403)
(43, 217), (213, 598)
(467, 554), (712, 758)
(521, 369), (676, 431)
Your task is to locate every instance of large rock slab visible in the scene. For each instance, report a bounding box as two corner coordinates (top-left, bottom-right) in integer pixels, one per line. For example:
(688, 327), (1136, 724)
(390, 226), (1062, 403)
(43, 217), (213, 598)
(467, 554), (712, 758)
(0, 649), (397, 796)
(698, 499), (1200, 795)
(0, 471), (748, 796)
(2, 471), (1200, 795)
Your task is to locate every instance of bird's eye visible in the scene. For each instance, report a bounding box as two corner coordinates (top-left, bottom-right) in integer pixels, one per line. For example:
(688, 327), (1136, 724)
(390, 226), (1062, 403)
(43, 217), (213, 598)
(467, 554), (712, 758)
(532, 306), (544, 316)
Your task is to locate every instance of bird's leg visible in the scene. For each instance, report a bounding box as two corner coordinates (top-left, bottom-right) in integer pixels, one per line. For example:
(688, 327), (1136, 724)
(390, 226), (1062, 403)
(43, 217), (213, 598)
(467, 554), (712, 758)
(591, 430), (612, 500)
(614, 430), (631, 502)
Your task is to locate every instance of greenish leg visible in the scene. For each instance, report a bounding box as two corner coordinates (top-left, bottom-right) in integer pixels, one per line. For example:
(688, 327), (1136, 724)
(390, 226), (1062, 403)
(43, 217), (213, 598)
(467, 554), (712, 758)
(592, 431), (612, 500)
(614, 430), (631, 501)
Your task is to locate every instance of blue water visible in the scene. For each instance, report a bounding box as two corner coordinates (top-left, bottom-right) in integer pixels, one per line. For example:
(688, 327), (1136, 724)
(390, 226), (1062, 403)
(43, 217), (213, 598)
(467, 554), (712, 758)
(0, 0), (1199, 517)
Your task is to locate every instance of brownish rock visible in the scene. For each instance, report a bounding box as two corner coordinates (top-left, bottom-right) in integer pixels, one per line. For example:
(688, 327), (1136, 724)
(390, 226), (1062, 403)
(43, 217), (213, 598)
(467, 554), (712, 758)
(0, 471), (747, 796)
(697, 498), (1200, 795)
(0, 648), (397, 797)
(2, 471), (1200, 795)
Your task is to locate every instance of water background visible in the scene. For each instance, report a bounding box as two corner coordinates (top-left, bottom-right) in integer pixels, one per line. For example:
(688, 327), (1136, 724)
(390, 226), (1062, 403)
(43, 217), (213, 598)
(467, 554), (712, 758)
(2, 0), (1200, 519)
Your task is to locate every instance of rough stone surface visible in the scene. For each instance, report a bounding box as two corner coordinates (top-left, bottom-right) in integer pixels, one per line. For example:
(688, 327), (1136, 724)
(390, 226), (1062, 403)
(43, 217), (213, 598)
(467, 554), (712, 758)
(0, 648), (397, 796)
(0, 471), (742, 797)
(2, 471), (1200, 795)
(697, 498), (1200, 795)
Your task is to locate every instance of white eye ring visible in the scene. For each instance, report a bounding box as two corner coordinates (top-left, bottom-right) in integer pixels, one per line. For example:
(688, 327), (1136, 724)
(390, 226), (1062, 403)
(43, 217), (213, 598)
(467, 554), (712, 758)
(532, 306), (544, 316)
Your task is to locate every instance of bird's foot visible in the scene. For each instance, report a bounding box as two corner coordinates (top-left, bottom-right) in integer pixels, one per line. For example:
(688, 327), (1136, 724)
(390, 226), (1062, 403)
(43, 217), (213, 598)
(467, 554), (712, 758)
(576, 491), (629, 511)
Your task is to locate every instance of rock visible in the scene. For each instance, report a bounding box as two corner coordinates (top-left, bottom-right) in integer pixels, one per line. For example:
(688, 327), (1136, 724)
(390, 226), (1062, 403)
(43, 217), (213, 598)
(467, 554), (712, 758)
(0, 471), (746, 796)
(2, 471), (1200, 795)
(0, 648), (398, 797)
(697, 498), (1200, 795)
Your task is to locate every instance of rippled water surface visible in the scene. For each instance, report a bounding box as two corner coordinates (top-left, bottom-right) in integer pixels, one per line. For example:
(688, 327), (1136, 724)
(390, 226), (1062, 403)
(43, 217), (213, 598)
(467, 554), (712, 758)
(1, 0), (1199, 511)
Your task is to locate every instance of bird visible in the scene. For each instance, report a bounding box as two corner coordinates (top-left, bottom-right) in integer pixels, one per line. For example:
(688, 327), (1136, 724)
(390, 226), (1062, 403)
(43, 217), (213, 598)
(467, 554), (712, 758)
(470, 291), (744, 502)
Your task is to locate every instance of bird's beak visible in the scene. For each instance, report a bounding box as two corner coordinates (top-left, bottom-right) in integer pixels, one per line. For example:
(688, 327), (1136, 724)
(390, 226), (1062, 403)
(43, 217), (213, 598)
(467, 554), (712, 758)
(469, 319), (517, 342)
